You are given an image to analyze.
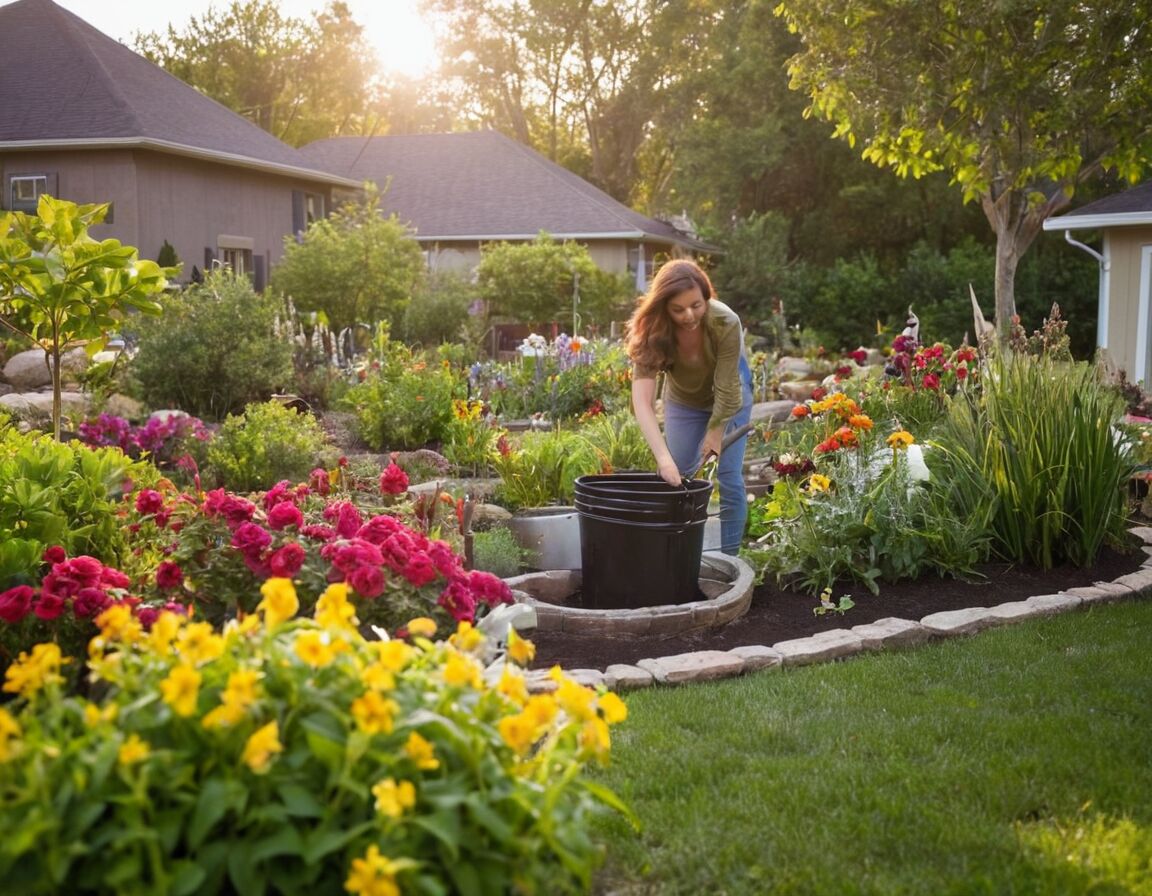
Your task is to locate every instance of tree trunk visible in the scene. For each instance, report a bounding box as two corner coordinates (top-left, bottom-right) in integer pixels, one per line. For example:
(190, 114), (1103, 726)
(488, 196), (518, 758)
(47, 344), (62, 442)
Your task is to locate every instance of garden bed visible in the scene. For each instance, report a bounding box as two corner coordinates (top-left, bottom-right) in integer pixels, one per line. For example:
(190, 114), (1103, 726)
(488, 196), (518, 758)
(528, 544), (1144, 669)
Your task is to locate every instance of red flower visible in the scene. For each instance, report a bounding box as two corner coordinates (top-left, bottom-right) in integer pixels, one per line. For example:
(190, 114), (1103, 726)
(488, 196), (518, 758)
(33, 592), (66, 621)
(379, 462), (410, 496)
(347, 565), (386, 599)
(73, 587), (112, 619)
(323, 501), (364, 539)
(791, 405), (810, 419)
(269, 543), (306, 578)
(231, 522), (272, 558)
(922, 373), (941, 391)
(400, 552), (439, 587)
(309, 468), (331, 496)
(135, 489), (165, 515)
(0, 585), (35, 623)
(466, 570), (513, 607)
(357, 514), (405, 545)
(438, 577), (477, 622)
(267, 501), (304, 531)
(849, 348), (868, 366)
(42, 545), (66, 565)
(810, 387), (827, 402)
(156, 561), (184, 590)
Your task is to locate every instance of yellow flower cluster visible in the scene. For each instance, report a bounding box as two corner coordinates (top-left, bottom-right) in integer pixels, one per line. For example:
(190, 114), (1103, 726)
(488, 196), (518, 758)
(2, 643), (65, 700)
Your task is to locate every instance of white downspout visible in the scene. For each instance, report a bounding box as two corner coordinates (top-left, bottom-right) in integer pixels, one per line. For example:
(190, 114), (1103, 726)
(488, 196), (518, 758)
(1062, 230), (1110, 350)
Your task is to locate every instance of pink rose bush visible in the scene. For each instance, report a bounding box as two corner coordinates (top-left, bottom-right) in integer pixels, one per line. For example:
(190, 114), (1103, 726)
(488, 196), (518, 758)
(124, 476), (512, 636)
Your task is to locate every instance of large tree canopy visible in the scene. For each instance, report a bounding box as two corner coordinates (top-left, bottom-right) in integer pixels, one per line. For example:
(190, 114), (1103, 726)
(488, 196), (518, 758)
(135, 0), (383, 146)
(775, 0), (1152, 332)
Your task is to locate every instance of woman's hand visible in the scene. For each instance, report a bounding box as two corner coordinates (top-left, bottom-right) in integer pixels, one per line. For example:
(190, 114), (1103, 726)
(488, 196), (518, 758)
(700, 426), (724, 466)
(656, 457), (683, 486)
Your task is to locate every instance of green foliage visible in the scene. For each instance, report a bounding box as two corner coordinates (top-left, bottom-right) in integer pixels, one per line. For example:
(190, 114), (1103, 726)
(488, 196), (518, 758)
(745, 450), (991, 596)
(929, 353), (1135, 568)
(788, 253), (896, 353)
(0, 196), (175, 439)
(476, 234), (630, 328)
(130, 271), (294, 421)
(400, 270), (476, 347)
(343, 340), (461, 451)
(155, 240), (180, 269)
(0, 611), (630, 895)
(270, 185), (425, 335)
(775, 0), (1152, 327)
(577, 410), (654, 472)
(205, 401), (336, 493)
(471, 526), (528, 578)
(440, 399), (502, 476)
(134, 0), (381, 146)
(0, 427), (159, 589)
(491, 429), (604, 510)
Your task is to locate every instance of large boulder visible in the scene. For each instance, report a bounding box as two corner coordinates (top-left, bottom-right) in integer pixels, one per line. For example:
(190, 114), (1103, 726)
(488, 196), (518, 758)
(2, 347), (89, 390)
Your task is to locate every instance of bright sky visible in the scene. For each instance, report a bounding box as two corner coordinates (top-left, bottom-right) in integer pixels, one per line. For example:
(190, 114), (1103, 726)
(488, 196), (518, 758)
(53, 0), (440, 78)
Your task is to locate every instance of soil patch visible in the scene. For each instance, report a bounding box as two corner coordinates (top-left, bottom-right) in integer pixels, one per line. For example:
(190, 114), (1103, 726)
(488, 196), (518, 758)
(529, 544), (1145, 670)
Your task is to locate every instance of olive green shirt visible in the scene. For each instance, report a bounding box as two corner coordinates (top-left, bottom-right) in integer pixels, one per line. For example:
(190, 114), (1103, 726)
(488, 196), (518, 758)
(633, 299), (746, 431)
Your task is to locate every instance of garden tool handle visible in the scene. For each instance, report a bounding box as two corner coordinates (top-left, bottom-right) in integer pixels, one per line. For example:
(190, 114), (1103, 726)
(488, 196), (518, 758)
(689, 422), (755, 481)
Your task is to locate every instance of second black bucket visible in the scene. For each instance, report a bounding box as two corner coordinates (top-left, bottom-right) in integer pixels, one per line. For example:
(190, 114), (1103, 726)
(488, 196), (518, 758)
(574, 473), (712, 609)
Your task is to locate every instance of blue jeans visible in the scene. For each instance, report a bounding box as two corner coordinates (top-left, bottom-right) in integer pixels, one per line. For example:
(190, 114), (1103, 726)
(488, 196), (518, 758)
(663, 356), (753, 554)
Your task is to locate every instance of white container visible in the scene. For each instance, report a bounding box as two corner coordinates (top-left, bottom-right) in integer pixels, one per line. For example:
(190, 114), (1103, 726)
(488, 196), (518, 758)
(507, 507), (581, 570)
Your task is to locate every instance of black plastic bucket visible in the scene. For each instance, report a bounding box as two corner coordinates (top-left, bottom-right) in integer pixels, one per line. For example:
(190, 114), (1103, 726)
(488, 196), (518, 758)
(574, 473), (712, 609)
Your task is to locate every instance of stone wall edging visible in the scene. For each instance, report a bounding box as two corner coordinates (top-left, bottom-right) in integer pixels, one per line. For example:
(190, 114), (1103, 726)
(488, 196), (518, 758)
(523, 526), (1152, 694)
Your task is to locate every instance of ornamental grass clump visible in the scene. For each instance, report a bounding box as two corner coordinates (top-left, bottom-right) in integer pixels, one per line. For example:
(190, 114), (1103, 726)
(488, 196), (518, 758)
(0, 584), (631, 895)
(929, 352), (1136, 568)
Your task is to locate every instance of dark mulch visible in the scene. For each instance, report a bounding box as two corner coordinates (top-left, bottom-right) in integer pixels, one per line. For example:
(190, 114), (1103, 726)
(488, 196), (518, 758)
(528, 543), (1146, 670)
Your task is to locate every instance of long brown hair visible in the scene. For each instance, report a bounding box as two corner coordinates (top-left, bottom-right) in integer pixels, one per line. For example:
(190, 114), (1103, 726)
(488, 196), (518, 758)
(624, 259), (715, 370)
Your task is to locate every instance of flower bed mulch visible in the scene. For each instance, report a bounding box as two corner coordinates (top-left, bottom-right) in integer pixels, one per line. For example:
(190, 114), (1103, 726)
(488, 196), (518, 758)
(528, 544), (1146, 671)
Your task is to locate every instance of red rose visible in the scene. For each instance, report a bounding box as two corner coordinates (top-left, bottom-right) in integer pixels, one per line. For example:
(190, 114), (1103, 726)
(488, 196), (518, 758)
(269, 543), (306, 578)
(231, 522), (272, 557)
(0, 585), (35, 623)
(73, 587), (112, 619)
(267, 501), (304, 531)
(347, 565), (386, 599)
(33, 592), (66, 621)
(135, 489), (165, 515)
(156, 561), (184, 590)
(42, 545), (67, 565)
(438, 577), (477, 622)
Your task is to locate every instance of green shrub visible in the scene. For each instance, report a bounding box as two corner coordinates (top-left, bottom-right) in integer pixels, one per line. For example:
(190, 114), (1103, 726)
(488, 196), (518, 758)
(401, 270), (475, 347)
(0, 427), (160, 588)
(343, 343), (460, 451)
(471, 526), (527, 578)
(929, 352), (1135, 568)
(441, 399), (502, 476)
(205, 401), (336, 493)
(130, 271), (294, 421)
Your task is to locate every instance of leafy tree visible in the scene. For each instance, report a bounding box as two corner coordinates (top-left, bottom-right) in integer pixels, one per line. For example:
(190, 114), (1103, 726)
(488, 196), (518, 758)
(424, 0), (721, 203)
(0, 197), (174, 439)
(476, 234), (630, 329)
(775, 0), (1152, 333)
(270, 185), (426, 336)
(135, 0), (383, 146)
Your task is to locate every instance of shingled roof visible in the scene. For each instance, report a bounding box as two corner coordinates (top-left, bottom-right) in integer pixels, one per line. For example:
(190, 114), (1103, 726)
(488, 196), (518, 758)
(1043, 180), (1152, 231)
(0, 0), (357, 187)
(299, 131), (715, 252)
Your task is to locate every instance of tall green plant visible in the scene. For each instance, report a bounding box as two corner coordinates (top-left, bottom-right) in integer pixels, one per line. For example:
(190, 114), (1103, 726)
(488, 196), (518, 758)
(0, 197), (176, 439)
(491, 429), (603, 509)
(131, 271), (293, 421)
(930, 354), (1135, 568)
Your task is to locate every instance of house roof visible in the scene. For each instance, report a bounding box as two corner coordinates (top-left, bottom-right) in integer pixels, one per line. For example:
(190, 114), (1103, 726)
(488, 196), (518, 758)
(0, 0), (358, 188)
(1043, 180), (1152, 231)
(298, 131), (716, 252)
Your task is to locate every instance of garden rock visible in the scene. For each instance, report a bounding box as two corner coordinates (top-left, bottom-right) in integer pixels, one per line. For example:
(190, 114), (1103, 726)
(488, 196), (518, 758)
(850, 617), (930, 650)
(104, 393), (144, 420)
(751, 399), (798, 424)
(0, 390), (89, 421)
(3, 346), (89, 389)
(637, 650), (745, 684)
(727, 644), (783, 672)
(778, 380), (821, 402)
(774, 629), (864, 666)
(604, 663), (655, 690)
(919, 606), (1000, 636)
(774, 356), (814, 378)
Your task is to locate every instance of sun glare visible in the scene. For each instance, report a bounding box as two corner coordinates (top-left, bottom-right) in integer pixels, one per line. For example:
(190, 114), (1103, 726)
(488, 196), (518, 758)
(357, 1), (440, 79)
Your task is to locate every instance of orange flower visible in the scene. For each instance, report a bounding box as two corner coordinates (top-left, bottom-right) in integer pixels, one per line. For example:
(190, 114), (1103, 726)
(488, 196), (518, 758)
(791, 405), (810, 419)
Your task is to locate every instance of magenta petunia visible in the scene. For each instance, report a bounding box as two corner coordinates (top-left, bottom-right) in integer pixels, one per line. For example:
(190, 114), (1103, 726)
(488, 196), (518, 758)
(466, 569), (514, 607)
(73, 587), (112, 619)
(33, 592), (66, 621)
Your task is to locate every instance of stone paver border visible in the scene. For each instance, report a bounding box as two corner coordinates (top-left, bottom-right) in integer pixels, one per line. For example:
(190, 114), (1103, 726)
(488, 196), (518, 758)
(522, 527), (1152, 693)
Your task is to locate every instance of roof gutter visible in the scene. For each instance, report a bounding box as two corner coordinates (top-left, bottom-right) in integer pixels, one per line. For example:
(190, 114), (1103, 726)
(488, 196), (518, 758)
(0, 137), (362, 189)
(1059, 229), (1110, 350)
(1042, 211), (1152, 231)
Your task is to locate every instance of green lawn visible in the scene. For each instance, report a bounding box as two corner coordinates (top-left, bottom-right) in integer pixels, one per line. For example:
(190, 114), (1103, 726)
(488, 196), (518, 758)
(592, 600), (1152, 895)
